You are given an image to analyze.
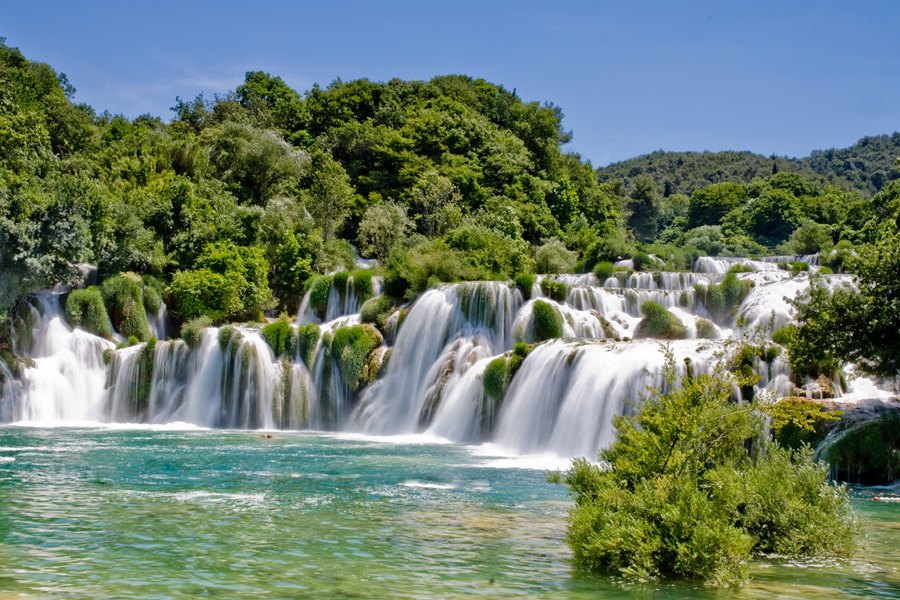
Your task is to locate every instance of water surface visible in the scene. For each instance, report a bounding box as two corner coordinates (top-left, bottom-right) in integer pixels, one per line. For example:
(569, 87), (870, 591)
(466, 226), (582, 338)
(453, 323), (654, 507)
(0, 426), (897, 598)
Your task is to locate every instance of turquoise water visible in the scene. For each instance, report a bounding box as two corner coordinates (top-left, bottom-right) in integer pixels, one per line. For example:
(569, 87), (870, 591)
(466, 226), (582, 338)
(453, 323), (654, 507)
(0, 426), (897, 598)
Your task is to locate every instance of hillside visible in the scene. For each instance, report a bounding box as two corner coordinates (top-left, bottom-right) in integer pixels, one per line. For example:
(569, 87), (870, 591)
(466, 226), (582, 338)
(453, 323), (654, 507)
(597, 134), (900, 197)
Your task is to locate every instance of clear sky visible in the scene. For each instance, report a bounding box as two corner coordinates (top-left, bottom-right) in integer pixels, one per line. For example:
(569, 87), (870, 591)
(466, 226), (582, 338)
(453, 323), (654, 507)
(4, 1), (899, 166)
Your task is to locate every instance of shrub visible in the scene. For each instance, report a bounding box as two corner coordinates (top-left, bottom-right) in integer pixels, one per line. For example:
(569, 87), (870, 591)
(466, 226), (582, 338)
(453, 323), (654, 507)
(308, 274), (334, 314)
(351, 269), (374, 301)
(557, 361), (858, 585)
(65, 288), (112, 338)
(532, 300), (564, 341)
(592, 261), (615, 282)
(540, 279), (569, 302)
(483, 356), (509, 402)
(631, 251), (652, 272)
(101, 273), (151, 341)
(180, 315), (212, 348)
(261, 317), (296, 357)
(726, 263), (753, 274)
(141, 276), (165, 313)
(296, 323), (320, 367)
(701, 272), (751, 322)
(765, 398), (840, 451)
(534, 238), (577, 274)
(638, 301), (686, 339)
(360, 295), (396, 330)
(772, 325), (795, 347)
(169, 269), (240, 323)
(695, 318), (718, 340)
(331, 324), (382, 390)
(217, 325), (239, 352)
(514, 273), (536, 300)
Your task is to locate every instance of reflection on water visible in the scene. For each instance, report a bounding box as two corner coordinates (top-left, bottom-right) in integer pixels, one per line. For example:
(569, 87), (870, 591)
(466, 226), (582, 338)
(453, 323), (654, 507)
(0, 426), (897, 599)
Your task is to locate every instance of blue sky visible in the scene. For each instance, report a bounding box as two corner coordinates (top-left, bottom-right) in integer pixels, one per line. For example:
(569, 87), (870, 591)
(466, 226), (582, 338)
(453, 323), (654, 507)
(4, 1), (899, 166)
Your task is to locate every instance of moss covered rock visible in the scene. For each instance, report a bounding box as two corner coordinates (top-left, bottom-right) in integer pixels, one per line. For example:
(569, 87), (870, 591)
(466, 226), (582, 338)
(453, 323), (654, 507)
(297, 323), (321, 367)
(360, 295), (396, 331)
(101, 272), (151, 341)
(637, 301), (686, 339)
(181, 315), (212, 349)
(261, 317), (296, 358)
(308, 275), (334, 315)
(331, 324), (383, 390)
(65, 287), (112, 338)
(532, 300), (564, 342)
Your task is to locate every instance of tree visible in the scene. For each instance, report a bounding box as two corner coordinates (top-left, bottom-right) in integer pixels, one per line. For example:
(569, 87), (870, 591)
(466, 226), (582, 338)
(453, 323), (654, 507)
(626, 174), (660, 242)
(306, 150), (355, 242)
(789, 228), (900, 378)
(555, 356), (857, 585)
(411, 170), (460, 237)
(357, 200), (414, 260)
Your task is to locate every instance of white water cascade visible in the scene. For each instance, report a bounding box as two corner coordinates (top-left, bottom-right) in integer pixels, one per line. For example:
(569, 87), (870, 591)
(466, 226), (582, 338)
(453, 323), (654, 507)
(3, 258), (895, 461)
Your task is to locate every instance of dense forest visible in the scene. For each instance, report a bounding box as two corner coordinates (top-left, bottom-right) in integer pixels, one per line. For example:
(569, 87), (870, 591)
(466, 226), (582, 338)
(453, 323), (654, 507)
(1, 37), (898, 337)
(597, 134), (900, 197)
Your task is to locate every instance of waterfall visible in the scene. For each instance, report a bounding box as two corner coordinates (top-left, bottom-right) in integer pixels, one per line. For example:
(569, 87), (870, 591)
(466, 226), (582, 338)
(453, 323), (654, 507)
(5, 255), (894, 461)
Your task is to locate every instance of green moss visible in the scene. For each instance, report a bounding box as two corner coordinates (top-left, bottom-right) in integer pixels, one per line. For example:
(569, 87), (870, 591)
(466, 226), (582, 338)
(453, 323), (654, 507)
(218, 325), (239, 352)
(360, 295), (396, 330)
(297, 323), (320, 367)
(790, 260), (810, 273)
(817, 266), (833, 274)
(483, 356), (509, 402)
(331, 324), (382, 390)
(181, 315), (212, 349)
(101, 273), (151, 341)
(631, 251), (651, 271)
(141, 276), (165, 313)
(592, 261), (615, 281)
(638, 301), (686, 339)
(514, 273), (536, 300)
(102, 348), (115, 366)
(726, 263), (754, 274)
(696, 318), (718, 340)
(308, 275), (334, 314)
(65, 288), (112, 338)
(261, 317), (296, 358)
(540, 279), (569, 302)
(532, 300), (564, 341)
(332, 271), (350, 293)
(133, 337), (156, 412)
(351, 269), (374, 301)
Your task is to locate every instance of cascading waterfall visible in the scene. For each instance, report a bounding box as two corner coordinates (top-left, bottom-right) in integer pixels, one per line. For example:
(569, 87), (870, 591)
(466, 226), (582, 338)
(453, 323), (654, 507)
(4, 256), (895, 461)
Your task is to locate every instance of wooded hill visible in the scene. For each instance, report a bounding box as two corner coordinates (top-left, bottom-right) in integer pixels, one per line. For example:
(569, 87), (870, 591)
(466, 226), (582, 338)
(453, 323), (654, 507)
(597, 133), (900, 197)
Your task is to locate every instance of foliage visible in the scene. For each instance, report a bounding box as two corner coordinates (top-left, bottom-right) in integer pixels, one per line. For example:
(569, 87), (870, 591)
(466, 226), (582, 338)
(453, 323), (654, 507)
(821, 406), (900, 485)
(532, 300), (563, 341)
(330, 324), (382, 390)
(638, 301), (685, 339)
(180, 315), (212, 348)
(296, 323), (320, 367)
(534, 238), (576, 274)
(539, 279), (569, 302)
(592, 261), (615, 281)
(699, 273), (751, 323)
(100, 273), (151, 341)
(695, 318), (718, 340)
(483, 356), (510, 403)
(631, 251), (652, 272)
(558, 361), (857, 585)
(307, 274), (334, 314)
(357, 200), (414, 260)
(764, 397), (841, 451)
(65, 287), (112, 338)
(513, 273), (536, 300)
(261, 316), (296, 358)
(360, 295), (396, 331)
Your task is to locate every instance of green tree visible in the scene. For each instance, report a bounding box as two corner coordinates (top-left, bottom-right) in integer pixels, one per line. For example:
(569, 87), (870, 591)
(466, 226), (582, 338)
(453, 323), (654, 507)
(626, 174), (660, 242)
(306, 150), (355, 241)
(357, 200), (414, 260)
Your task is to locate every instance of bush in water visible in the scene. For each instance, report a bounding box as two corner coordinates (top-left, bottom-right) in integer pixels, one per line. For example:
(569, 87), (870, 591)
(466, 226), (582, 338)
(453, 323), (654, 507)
(638, 301), (686, 339)
(65, 287), (112, 338)
(261, 316), (296, 358)
(101, 272), (151, 341)
(296, 323), (320, 368)
(513, 273), (535, 300)
(555, 358), (858, 586)
(331, 324), (382, 390)
(532, 300), (563, 341)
